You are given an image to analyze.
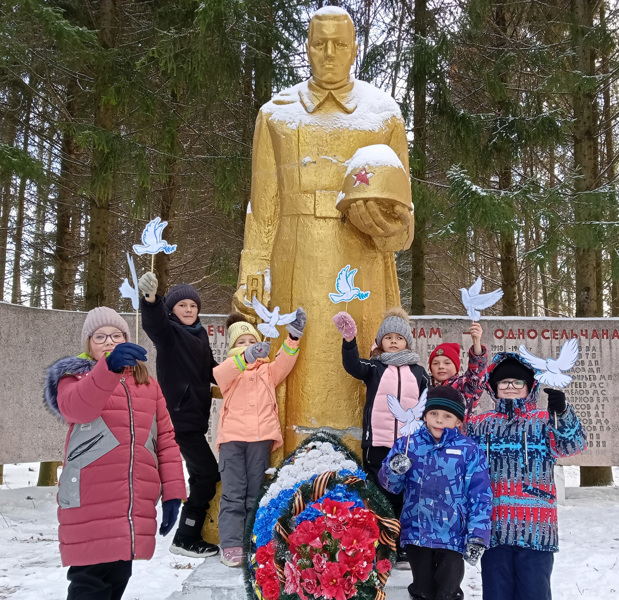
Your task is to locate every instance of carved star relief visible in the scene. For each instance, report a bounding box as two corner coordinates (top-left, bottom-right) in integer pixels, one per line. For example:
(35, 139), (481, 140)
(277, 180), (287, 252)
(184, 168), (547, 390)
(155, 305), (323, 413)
(353, 168), (374, 187)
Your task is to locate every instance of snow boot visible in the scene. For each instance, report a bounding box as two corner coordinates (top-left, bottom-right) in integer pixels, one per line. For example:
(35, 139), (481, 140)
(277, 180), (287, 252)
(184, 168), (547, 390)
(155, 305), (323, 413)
(169, 506), (219, 558)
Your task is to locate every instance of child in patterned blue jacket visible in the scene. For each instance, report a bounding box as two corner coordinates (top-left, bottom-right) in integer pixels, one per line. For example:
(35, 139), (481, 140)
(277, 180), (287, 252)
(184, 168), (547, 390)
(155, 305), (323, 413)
(466, 353), (587, 600)
(379, 386), (492, 600)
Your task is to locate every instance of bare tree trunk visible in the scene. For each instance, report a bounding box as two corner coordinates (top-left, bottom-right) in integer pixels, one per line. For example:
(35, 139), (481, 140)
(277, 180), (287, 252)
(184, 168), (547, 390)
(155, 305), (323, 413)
(154, 159), (178, 295)
(600, 5), (619, 316)
(572, 0), (613, 486)
(410, 0), (427, 315)
(37, 462), (62, 486)
(11, 91), (33, 305)
(85, 0), (121, 310)
(0, 87), (20, 300)
(52, 79), (79, 310)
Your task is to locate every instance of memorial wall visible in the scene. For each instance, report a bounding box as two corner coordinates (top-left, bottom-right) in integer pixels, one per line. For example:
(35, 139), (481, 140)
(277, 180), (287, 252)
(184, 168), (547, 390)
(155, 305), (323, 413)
(1, 302), (616, 466)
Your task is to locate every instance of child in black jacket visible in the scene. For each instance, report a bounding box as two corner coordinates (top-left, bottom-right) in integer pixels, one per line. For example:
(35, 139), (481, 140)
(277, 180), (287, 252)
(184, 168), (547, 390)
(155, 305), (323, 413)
(139, 272), (219, 558)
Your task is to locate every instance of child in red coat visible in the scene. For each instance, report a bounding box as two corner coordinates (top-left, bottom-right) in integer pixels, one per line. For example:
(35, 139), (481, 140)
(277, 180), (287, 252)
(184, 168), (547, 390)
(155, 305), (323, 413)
(429, 322), (487, 420)
(44, 307), (186, 600)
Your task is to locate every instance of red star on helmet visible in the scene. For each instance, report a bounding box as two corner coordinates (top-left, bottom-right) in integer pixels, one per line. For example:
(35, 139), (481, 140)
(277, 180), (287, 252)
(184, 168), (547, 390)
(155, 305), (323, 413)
(353, 168), (373, 187)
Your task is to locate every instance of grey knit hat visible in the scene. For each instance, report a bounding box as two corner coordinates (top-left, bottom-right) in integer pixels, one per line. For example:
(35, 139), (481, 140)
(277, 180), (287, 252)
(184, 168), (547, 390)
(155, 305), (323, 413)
(376, 315), (413, 349)
(82, 307), (131, 346)
(164, 283), (201, 313)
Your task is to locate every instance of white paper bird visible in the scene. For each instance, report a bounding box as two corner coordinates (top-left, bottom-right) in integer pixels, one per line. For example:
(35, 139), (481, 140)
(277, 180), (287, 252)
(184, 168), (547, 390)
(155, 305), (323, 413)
(132, 217), (177, 255)
(329, 265), (371, 304)
(460, 276), (503, 321)
(119, 252), (140, 310)
(251, 296), (297, 339)
(518, 338), (580, 388)
(387, 389), (428, 437)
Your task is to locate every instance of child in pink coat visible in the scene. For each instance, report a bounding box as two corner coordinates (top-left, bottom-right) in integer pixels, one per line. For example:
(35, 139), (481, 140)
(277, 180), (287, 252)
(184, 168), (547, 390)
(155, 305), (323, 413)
(44, 307), (186, 600)
(214, 308), (306, 567)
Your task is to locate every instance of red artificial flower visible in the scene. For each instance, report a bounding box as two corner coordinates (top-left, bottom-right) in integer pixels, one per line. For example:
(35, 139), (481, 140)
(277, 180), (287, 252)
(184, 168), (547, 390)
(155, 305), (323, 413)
(350, 508), (380, 539)
(256, 540), (276, 565)
(341, 551), (373, 583)
(326, 517), (346, 539)
(312, 552), (328, 573)
(319, 562), (348, 600)
(284, 561), (304, 598)
(289, 519), (323, 549)
(314, 498), (355, 522)
(256, 562), (277, 586)
(342, 575), (356, 597)
(300, 567), (322, 596)
(376, 558), (392, 574)
(340, 527), (374, 556)
(261, 578), (281, 600)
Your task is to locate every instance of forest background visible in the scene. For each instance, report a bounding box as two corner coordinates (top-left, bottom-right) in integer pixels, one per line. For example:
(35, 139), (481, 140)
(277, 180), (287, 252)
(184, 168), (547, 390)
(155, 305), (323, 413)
(0, 0), (617, 485)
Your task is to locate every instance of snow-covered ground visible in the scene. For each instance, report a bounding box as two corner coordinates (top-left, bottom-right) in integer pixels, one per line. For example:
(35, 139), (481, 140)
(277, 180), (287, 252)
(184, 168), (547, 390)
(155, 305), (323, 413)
(1, 463), (618, 599)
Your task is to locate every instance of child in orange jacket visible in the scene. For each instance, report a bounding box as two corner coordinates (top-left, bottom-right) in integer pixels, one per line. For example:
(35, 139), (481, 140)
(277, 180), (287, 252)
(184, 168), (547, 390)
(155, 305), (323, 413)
(214, 308), (306, 568)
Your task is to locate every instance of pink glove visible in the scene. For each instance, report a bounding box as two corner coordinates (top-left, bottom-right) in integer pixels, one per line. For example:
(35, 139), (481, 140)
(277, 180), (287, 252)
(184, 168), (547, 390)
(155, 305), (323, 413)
(332, 312), (357, 340)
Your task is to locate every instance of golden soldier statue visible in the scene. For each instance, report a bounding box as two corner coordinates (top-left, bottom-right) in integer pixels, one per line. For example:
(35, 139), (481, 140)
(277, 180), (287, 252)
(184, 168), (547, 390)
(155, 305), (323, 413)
(233, 6), (414, 453)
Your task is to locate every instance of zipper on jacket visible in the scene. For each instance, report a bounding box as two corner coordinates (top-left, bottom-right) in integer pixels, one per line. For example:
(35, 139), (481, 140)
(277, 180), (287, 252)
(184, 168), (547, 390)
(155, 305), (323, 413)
(394, 368), (402, 443)
(120, 378), (136, 559)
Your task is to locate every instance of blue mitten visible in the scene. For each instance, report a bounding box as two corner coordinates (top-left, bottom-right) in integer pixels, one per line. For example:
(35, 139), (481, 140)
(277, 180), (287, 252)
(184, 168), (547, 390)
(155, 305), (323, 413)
(159, 498), (181, 536)
(106, 343), (147, 373)
(244, 342), (271, 364)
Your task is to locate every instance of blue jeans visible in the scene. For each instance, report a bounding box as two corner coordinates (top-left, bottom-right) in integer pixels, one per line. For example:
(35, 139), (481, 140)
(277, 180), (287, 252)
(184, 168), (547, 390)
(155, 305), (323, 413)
(481, 545), (554, 600)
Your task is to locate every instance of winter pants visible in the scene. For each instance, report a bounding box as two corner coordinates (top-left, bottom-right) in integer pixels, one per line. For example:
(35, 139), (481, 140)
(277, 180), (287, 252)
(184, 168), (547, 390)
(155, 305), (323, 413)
(405, 545), (464, 600)
(481, 545), (554, 600)
(363, 445), (403, 518)
(218, 440), (272, 548)
(67, 560), (132, 600)
(174, 430), (220, 538)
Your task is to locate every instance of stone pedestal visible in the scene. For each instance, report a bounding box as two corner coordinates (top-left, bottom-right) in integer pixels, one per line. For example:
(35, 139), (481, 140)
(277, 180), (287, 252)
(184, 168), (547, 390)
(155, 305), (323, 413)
(166, 557), (415, 600)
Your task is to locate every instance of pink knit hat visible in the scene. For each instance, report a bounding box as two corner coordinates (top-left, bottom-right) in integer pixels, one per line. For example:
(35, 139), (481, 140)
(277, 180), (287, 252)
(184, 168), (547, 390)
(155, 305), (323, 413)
(81, 307), (131, 346)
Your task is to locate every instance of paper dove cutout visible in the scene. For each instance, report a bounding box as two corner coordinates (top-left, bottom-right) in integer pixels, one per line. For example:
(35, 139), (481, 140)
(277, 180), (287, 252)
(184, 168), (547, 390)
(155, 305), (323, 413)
(119, 252), (140, 310)
(133, 217), (177, 255)
(460, 276), (503, 321)
(518, 338), (580, 388)
(251, 296), (297, 339)
(387, 389), (428, 437)
(329, 265), (370, 304)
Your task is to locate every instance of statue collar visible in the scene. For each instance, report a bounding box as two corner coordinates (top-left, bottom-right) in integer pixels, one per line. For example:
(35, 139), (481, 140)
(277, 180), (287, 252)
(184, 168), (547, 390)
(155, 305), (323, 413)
(299, 78), (357, 114)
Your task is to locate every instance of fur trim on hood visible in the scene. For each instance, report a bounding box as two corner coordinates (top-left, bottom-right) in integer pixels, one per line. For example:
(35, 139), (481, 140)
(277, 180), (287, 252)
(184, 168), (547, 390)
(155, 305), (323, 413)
(44, 356), (96, 422)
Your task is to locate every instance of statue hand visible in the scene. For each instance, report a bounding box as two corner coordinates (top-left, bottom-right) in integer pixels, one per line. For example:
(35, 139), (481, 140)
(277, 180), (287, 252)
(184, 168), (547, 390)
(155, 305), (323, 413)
(347, 200), (411, 238)
(232, 286), (259, 324)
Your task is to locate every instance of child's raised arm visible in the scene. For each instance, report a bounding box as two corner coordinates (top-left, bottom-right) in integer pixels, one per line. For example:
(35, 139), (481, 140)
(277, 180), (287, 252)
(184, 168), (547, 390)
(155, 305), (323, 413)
(333, 312), (373, 382)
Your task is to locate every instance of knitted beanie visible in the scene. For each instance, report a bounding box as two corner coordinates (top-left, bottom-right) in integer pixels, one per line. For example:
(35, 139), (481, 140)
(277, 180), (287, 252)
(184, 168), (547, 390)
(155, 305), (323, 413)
(376, 308), (413, 349)
(488, 357), (535, 395)
(423, 386), (465, 421)
(81, 307), (131, 346)
(429, 343), (461, 373)
(228, 321), (262, 349)
(164, 284), (201, 313)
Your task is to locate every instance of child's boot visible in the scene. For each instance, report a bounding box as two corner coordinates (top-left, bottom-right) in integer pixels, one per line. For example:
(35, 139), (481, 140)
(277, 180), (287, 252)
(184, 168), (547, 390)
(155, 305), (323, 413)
(220, 546), (244, 567)
(169, 506), (219, 558)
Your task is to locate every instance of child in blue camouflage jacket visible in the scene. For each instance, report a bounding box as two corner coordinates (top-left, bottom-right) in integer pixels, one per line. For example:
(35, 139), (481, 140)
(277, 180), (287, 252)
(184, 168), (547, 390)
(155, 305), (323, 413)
(379, 386), (492, 600)
(466, 353), (587, 600)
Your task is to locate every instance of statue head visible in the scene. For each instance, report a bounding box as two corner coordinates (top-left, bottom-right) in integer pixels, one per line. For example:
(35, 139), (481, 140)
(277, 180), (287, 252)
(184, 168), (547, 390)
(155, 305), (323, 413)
(307, 7), (358, 90)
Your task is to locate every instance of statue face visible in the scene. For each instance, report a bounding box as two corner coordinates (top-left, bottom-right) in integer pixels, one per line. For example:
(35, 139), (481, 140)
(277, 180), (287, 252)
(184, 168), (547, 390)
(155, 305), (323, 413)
(307, 17), (357, 88)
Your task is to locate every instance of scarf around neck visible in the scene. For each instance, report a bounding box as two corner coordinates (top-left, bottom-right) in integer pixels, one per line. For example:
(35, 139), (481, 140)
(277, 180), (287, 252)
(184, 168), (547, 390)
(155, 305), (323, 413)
(376, 349), (420, 366)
